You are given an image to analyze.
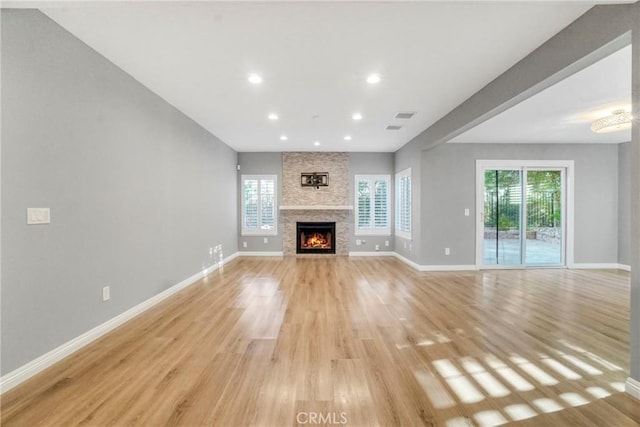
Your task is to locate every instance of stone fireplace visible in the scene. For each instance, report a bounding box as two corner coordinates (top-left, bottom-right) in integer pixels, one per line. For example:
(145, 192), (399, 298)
(281, 152), (351, 256)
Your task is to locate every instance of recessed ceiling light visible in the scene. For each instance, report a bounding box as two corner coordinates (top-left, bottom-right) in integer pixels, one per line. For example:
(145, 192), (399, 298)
(268, 113), (279, 120)
(314, 141), (320, 146)
(280, 135), (288, 141)
(352, 113), (363, 120)
(366, 74), (381, 84)
(344, 135), (352, 141)
(248, 73), (262, 84)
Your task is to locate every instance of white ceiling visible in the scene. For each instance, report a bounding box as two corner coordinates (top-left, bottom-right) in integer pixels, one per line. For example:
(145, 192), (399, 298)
(20, 2), (611, 151)
(450, 45), (632, 144)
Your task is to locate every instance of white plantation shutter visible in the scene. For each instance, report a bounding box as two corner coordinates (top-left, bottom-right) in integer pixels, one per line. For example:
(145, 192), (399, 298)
(242, 175), (277, 235)
(243, 179), (259, 229)
(374, 179), (388, 228)
(357, 180), (371, 229)
(355, 175), (390, 235)
(260, 179), (275, 230)
(395, 169), (411, 239)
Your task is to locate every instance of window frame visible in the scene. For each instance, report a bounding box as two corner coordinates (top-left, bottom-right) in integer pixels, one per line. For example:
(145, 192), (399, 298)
(241, 174), (278, 236)
(354, 174), (391, 236)
(395, 168), (412, 240)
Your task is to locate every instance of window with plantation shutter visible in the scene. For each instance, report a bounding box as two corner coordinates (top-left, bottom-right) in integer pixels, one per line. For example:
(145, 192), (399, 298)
(395, 169), (411, 239)
(241, 175), (277, 235)
(355, 175), (390, 235)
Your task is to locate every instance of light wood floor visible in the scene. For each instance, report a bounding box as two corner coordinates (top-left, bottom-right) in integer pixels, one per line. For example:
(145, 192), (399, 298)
(2, 257), (638, 426)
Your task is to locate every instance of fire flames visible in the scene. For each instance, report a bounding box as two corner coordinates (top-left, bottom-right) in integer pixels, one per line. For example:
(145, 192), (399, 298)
(302, 232), (330, 248)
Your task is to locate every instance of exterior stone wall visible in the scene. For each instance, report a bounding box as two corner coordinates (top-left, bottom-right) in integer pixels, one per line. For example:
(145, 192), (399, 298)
(281, 152), (351, 255)
(483, 227), (561, 244)
(534, 227), (561, 245)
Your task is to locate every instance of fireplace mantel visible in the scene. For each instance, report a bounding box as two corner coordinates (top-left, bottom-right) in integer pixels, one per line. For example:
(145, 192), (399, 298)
(280, 205), (353, 211)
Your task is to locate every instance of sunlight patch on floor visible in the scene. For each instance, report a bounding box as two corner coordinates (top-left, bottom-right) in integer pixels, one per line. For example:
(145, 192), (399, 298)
(560, 354), (603, 375)
(413, 370), (456, 409)
(560, 392), (590, 407)
(558, 340), (623, 371)
(510, 355), (558, 386)
(532, 398), (564, 413)
(585, 386), (611, 399)
(446, 417), (473, 427)
(433, 359), (485, 404)
(541, 358), (582, 380)
(610, 382), (625, 392)
(504, 403), (537, 421)
(473, 410), (508, 427)
(460, 357), (510, 398)
(485, 355), (534, 391)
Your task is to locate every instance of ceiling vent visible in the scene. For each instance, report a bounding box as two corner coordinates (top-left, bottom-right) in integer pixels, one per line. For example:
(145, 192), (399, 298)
(394, 111), (416, 119)
(385, 125), (403, 131)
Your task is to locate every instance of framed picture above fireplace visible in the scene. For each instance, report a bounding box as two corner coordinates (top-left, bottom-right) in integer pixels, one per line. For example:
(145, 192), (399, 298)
(301, 172), (329, 187)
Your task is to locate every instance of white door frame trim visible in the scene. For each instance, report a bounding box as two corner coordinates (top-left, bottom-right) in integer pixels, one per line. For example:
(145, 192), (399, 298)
(475, 159), (574, 269)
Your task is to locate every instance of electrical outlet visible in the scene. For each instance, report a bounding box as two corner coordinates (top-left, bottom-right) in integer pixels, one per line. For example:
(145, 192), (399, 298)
(242, 241), (247, 248)
(356, 239), (361, 246)
(27, 207), (51, 225)
(464, 208), (470, 216)
(263, 237), (268, 244)
(375, 244), (380, 251)
(385, 240), (389, 247)
(102, 286), (110, 301)
(445, 248), (451, 255)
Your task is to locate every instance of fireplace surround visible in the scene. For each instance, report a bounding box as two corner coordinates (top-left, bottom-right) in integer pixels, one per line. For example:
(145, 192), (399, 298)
(296, 222), (336, 254)
(282, 152), (350, 255)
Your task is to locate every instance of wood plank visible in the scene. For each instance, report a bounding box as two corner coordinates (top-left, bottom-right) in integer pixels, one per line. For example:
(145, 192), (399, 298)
(1, 257), (635, 426)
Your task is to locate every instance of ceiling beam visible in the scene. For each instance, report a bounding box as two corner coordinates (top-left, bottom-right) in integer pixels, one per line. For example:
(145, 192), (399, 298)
(408, 2), (637, 151)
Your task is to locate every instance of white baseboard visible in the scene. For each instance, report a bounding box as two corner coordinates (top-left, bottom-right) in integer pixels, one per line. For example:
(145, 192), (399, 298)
(571, 263), (630, 271)
(393, 253), (476, 272)
(420, 264), (478, 272)
(0, 252), (239, 395)
(626, 377), (640, 399)
(393, 252), (424, 271)
(349, 251), (395, 257)
(238, 251), (284, 257)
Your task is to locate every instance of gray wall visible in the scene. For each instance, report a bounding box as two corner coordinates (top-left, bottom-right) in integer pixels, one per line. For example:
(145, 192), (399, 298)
(419, 143), (620, 266)
(394, 139), (422, 262)
(1, 10), (237, 374)
(349, 153), (395, 253)
(619, 142), (631, 266)
(236, 152), (396, 253)
(630, 6), (640, 381)
(237, 152), (283, 252)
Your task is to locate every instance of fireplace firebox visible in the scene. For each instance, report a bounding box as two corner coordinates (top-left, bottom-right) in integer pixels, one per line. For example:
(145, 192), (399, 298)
(296, 222), (336, 254)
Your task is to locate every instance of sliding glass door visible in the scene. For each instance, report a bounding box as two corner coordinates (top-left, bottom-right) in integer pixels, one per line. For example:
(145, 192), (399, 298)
(525, 170), (563, 265)
(477, 161), (570, 268)
(483, 169), (522, 265)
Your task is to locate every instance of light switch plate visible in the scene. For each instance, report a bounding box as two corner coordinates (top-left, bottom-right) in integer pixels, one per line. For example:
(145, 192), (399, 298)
(27, 208), (51, 225)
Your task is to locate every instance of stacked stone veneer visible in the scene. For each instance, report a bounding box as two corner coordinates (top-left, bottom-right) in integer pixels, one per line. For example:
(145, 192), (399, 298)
(282, 152), (351, 255)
